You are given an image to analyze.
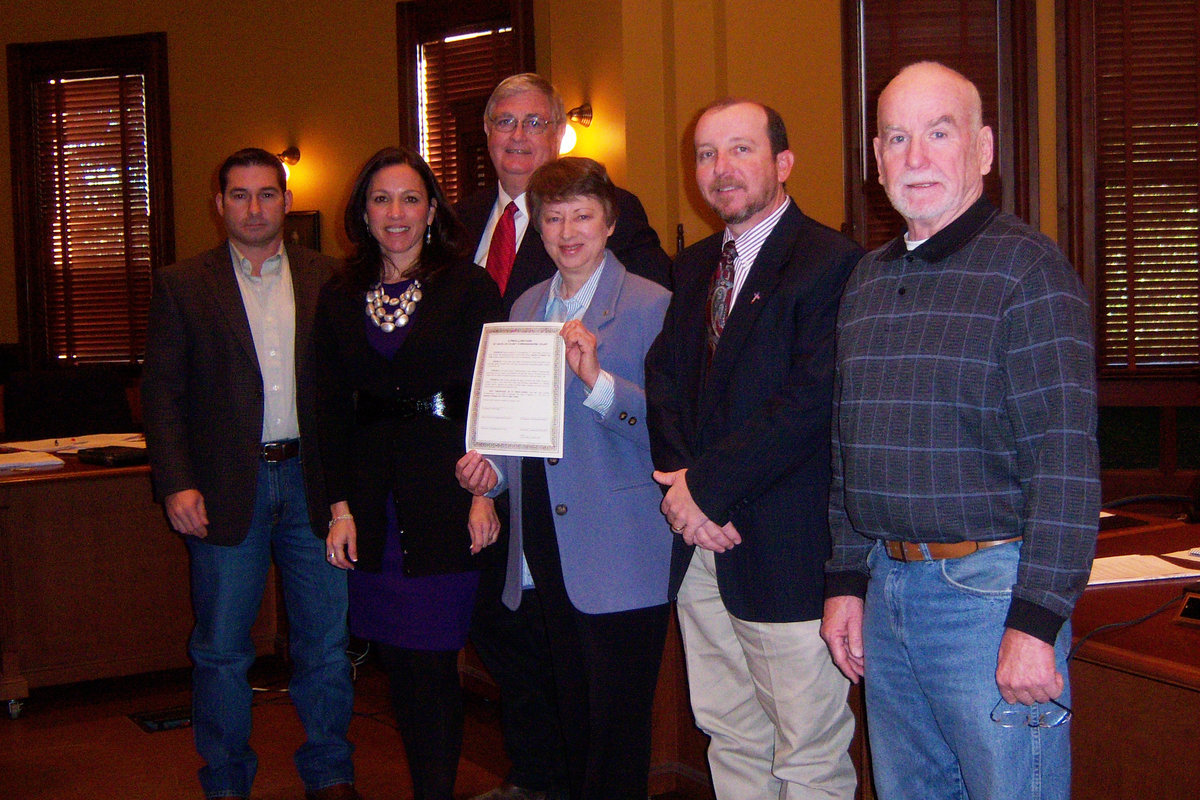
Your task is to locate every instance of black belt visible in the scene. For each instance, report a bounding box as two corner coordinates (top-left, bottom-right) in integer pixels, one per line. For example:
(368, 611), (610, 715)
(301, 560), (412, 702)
(260, 439), (300, 462)
(354, 389), (467, 426)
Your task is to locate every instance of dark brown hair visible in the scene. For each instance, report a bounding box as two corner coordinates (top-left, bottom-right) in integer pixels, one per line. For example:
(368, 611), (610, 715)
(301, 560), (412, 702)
(526, 157), (619, 230)
(697, 98), (790, 156)
(341, 146), (466, 291)
(218, 148), (286, 194)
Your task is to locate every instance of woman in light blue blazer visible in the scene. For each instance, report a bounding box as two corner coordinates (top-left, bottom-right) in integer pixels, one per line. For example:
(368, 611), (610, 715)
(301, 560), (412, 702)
(458, 157), (672, 800)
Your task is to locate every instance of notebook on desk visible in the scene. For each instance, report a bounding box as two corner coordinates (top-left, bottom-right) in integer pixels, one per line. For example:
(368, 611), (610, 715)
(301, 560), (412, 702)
(1088, 553), (1200, 585)
(0, 451), (65, 471)
(76, 445), (148, 466)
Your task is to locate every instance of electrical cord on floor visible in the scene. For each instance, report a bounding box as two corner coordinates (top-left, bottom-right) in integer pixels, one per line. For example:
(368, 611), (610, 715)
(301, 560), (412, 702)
(347, 639), (371, 681)
(248, 641), (373, 694)
(251, 681), (290, 694)
(1067, 587), (1188, 662)
(352, 707), (400, 730)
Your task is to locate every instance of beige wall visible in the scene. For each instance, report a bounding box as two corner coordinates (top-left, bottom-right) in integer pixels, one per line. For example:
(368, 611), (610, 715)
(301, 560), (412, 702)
(542, 0), (1062, 254)
(542, 0), (848, 252)
(0, 0), (400, 343)
(1, 0), (1060, 346)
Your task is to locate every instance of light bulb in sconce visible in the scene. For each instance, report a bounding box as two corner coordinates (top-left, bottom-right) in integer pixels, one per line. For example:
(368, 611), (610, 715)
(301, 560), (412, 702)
(559, 103), (593, 155)
(277, 146), (300, 179)
(559, 124), (577, 155)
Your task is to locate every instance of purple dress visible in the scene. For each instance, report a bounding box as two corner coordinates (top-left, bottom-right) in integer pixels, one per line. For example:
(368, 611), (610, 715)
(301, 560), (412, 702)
(346, 279), (480, 651)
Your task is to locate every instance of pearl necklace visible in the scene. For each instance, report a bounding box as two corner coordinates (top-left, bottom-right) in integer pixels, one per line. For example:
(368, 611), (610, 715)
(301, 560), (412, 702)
(366, 279), (422, 332)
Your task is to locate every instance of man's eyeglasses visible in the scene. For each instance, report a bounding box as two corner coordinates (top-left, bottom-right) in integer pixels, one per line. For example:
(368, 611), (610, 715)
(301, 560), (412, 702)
(989, 697), (1072, 728)
(489, 115), (555, 136)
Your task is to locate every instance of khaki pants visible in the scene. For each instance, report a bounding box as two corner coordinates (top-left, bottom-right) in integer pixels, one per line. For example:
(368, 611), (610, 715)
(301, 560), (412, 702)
(677, 547), (856, 800)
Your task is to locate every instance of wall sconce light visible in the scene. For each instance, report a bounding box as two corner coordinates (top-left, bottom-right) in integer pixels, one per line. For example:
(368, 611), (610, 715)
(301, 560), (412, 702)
(559, 103), (593, 155)
(277, 146), (301, 179)
(567, 103), (593, 127)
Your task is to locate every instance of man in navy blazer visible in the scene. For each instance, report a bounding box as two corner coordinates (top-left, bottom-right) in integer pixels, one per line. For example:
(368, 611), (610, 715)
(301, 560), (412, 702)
(455, 73), (671, 800)
(645, 100), (863, 800)
(142, 149), (358, 800)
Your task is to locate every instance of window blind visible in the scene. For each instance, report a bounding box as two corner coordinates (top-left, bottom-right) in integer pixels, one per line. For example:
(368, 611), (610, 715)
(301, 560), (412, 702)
(1093, 0), (1200, 371)
(34, 73), (152, 364)
(418, 27), (518, 204)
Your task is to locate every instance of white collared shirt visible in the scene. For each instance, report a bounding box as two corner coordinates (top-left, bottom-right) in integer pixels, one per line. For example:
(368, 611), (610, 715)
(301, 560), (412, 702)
(229, 241), (299, 443)
(543, 255), (615, 416)
(473, 185), (532, 268)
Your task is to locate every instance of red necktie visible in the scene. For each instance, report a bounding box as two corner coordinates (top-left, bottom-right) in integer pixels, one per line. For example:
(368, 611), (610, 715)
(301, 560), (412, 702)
(485, 201), (518, 294)
(706, 240), (738, 356)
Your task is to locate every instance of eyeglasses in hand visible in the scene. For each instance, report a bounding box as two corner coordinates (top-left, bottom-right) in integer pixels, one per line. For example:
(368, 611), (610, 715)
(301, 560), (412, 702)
(989, 697), (1072, 728)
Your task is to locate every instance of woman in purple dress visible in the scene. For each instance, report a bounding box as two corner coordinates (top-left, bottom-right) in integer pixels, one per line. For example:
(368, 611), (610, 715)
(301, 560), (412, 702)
(314, 147), (503, 800)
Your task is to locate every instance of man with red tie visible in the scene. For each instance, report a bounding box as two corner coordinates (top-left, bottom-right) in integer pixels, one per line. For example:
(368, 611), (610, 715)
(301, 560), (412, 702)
(454, 73), (671, 800)
(456, 73), (671, 313)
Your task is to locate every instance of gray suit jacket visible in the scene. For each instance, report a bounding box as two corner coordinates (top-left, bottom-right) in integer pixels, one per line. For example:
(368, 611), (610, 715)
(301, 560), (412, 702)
(142, 242), (334, 545)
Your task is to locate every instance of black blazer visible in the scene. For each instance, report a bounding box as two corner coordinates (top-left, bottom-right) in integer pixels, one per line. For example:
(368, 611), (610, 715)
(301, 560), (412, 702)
(313, 260), (503, 575)
(455, 184), (673, 313)
(645, 202), (863, 623)
(143, 243), (334, 546)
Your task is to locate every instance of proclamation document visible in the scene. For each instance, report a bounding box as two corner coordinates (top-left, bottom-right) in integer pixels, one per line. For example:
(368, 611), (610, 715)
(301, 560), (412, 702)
(466, 322), (565, 458)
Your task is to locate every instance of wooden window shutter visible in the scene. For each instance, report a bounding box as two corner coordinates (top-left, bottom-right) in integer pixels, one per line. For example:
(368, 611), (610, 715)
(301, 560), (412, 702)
(1092, 0), (1200, 371)
(419, 28), (519, 204)
(8, 32), (174, 368)
(33, 73), (153, 364)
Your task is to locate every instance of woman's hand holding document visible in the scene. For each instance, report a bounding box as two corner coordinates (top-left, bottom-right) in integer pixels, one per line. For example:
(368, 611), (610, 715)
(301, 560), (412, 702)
(465, 322), (566, 459)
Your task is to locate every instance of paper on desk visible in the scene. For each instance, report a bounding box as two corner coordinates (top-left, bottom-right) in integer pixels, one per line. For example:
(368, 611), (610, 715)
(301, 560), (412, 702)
(0, 451), (65, 470)
(1088, 554), (1200, 585)
(3, 433), (144, 453)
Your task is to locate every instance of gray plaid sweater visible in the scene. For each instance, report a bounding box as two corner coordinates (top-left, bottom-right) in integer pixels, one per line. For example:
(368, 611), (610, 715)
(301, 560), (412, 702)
(825, 198), (1099, 643)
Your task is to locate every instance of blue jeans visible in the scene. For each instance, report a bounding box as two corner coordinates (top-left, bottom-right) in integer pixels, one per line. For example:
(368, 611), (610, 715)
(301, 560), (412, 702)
(862, 541), (1071, 800)
(187, 457), (354, 798)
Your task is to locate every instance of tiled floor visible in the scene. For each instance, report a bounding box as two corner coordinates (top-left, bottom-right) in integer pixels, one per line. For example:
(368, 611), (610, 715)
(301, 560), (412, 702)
(0, 655), (511, 800)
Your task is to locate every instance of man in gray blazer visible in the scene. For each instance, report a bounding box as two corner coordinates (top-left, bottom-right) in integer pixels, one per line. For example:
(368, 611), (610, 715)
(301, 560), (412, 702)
(142, 148), (358, 800)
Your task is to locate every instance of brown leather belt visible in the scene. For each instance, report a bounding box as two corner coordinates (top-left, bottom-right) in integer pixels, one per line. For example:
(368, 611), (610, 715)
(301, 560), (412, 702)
(884, 536), (1021, 562)
(260, 439), (300, 462)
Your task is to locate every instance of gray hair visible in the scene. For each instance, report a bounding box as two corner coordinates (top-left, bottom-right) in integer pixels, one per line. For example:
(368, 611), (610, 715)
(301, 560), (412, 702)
(483, 73), (566, 127)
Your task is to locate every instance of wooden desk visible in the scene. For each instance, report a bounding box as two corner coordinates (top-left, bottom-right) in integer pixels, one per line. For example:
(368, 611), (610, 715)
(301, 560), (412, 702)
(0, 459), (277, 718)
(1070, 519), (1200, 799)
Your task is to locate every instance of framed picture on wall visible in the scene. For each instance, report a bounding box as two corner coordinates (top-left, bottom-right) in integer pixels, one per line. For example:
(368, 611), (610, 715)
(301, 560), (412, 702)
(284, 211), (320, 252)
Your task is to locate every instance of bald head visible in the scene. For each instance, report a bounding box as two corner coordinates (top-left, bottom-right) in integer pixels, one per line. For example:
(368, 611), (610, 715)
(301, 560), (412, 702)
(880, 62), (983, 135)
(873, 61), (993, 240)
